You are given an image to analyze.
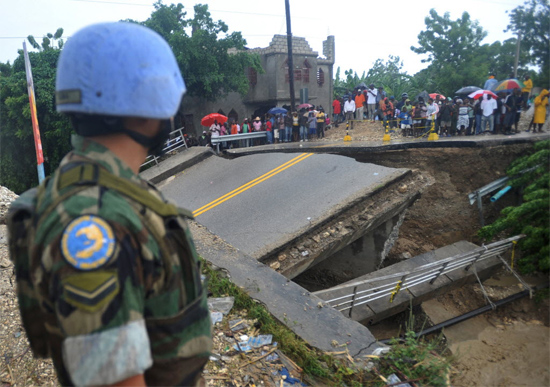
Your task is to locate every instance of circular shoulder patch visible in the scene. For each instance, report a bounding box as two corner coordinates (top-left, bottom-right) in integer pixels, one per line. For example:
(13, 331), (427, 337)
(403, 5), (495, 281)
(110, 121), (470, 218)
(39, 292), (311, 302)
(61, 215), (116, 271)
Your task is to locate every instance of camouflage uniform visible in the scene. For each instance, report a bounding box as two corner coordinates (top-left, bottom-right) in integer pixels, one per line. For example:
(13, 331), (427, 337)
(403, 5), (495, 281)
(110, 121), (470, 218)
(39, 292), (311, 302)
(8, 135), (212, 386)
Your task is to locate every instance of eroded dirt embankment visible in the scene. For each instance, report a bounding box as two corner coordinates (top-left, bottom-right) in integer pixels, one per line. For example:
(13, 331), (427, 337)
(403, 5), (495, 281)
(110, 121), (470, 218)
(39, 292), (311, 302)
(354, 143), (549, 387)
(353, 144), (535, 263)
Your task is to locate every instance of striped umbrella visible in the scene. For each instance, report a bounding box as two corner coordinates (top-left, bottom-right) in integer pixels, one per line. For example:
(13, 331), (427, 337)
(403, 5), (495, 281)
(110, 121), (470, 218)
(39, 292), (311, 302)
(495, 79), (525, 92)
(468, 90), (498, 100)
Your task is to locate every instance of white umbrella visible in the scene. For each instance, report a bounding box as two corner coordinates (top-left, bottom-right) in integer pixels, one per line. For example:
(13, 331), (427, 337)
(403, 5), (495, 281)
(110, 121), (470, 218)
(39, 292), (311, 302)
(468, 89), (498, 100)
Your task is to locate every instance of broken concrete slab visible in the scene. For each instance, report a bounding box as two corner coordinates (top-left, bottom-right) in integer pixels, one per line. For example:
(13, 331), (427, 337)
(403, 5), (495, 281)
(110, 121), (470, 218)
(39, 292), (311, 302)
(189, 221), (383, 357)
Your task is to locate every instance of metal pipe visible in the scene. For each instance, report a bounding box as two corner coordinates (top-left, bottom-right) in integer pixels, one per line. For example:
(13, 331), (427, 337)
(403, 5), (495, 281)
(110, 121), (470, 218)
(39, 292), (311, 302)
(490, 186), (512, 202)
(378, 285), (548, 344)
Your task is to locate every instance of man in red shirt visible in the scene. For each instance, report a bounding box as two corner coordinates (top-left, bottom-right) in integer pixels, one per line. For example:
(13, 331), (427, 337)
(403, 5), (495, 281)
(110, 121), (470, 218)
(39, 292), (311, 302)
(332, 97), (342, 124)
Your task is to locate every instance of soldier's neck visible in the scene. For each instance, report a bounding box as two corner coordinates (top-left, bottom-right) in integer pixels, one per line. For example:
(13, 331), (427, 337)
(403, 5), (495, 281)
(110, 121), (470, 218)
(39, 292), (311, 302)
(91, 134), (148, 174)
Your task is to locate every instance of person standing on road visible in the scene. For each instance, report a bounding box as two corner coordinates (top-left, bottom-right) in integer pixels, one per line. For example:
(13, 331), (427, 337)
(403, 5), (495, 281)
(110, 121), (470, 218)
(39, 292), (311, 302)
(521, 75), (533, 110)
(332, 96), (342, 124)
(533, 89), (549, 133)
(365, 84), (378, 122)
(480, 94), (497, 133)
(343, 95), (356, 129)
(355, 89), (365, 121)
(316, 108), (326, 138)
(6, 22), (212, 387)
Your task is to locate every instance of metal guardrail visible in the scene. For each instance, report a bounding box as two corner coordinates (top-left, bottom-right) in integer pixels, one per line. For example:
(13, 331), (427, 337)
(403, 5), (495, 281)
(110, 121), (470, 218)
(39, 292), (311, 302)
(468, 176), (510, 206)
(210, 132), (267, 153)
(141, 127), (188, 167)
(313, 235), (524, 316)
(468, 176), (510, 226)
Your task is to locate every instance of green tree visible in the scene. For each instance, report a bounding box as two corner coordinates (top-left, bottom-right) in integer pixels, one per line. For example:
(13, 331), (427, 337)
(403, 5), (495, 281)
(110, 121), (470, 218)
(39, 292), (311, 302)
(365, 56), (419, 99)
(411, 10), (490, 95)
(505, 0), (550, 85)
(0, 33), (72, 194)
(479, 140), (550, 273)
(136, 2), (262, 101)
(333, 56), (420, 99)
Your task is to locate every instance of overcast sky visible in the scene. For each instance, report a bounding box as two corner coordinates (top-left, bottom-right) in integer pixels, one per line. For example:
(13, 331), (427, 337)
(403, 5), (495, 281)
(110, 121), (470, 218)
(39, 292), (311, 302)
(1, 0), (525, 77)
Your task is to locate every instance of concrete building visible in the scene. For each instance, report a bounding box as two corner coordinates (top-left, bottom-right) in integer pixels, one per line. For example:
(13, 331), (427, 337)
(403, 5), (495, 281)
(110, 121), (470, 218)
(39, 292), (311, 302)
(181, 35), (335, 136)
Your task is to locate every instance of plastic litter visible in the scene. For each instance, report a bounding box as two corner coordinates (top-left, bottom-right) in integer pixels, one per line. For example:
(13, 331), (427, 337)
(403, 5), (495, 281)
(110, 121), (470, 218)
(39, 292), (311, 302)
(279, 367), (307, 385)
(233, 334), (273, 351)
(372, 346), (390, 356)
(210, 311), (223, 325)
(264, 351), (279, 362)
(386, 373), (412, 387)
(207, 296), (235, 315)
(229, 318), (248, 332)
(248, 334), (273, 347)
(301, 251), (309, 256)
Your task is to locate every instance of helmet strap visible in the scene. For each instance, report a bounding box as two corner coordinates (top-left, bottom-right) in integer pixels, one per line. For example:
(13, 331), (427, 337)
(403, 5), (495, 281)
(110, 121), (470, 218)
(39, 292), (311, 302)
(71, 115), (172, 157)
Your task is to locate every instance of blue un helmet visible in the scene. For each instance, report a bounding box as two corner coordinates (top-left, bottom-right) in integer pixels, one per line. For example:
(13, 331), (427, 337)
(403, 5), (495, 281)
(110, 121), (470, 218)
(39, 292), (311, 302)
(56, 23), (185, 155)
(56, 22), (185, 119)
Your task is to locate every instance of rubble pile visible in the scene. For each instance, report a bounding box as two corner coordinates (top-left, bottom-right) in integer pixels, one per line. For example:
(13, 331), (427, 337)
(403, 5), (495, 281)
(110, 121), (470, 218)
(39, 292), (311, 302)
(206, 296), (308, 386)
(0, 186), (18, 224)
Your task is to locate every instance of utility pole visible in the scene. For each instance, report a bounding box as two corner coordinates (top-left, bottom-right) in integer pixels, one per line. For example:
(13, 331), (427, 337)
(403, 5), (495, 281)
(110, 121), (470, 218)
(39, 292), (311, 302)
(513, 32), (521, 78)
(285, 0), (296, 111)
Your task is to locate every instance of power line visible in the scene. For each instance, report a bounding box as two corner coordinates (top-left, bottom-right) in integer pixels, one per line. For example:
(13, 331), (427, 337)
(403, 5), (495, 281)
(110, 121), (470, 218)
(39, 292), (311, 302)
(69, 0), (318, 19)
(71, 0), (152, 6)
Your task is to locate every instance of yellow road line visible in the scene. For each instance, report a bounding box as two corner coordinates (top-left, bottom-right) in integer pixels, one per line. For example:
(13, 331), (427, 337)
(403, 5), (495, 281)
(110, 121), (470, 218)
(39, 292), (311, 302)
(193, 153), (314, 217)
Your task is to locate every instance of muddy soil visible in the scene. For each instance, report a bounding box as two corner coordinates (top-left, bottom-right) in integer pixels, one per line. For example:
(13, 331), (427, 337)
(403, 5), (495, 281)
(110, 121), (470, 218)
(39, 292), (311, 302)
(354, 144), (534, 263)
(307, 114), (550, 385)
(338, 130), (549, 385)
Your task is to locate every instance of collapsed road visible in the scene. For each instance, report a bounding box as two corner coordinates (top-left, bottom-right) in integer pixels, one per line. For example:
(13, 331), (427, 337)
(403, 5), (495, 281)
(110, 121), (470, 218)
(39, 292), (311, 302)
(160, 152), (426, 279)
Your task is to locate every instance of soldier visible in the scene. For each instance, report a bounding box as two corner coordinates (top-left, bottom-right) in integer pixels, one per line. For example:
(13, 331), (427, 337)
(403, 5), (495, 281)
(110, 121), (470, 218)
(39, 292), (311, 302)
(7, 22), (212, 386)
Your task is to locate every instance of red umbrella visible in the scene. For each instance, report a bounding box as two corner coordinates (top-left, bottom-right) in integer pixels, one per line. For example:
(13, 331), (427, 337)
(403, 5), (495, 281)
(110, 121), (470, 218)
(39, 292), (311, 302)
(297, 103), (313, 109)
(429, 93), (445, 100)
(201, 113), (228, 127)
(468, 90), (498, 100)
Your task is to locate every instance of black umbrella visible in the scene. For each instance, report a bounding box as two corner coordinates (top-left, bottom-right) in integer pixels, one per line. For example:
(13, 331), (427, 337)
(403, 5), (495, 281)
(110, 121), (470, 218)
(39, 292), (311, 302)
(456, 86), (481, 95)
(415, 90), (430, 102)
(356, 82), (368, 90)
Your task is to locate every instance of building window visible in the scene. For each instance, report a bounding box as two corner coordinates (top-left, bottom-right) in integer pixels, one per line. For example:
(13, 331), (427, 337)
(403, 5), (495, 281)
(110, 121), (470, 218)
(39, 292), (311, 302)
(303, 60), (311, 83)
(247, 67), (257, 86)
(228, 108), (238, 124)
(317, 68), (324, 86)
(283, 58), (309, 83)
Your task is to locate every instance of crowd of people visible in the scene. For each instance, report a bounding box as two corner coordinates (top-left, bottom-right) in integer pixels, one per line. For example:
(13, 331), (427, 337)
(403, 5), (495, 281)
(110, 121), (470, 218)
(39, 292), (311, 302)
(191, 76), (548, 150)
(332, 76), (548, 137)
(200, 106), (332, 149)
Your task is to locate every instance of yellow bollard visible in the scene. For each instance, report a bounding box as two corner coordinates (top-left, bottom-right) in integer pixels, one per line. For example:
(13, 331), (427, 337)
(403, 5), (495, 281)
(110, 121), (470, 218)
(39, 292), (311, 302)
(383, 124), (391, 142)
(427, 119), (439, 141)
(344, 122), (352, 141)
(344, 130), (352, 142)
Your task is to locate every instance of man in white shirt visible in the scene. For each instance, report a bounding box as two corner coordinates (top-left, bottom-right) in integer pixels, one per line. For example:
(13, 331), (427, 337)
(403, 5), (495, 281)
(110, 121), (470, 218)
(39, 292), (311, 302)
(343, 95), (356, 128)
(480, 95), (497, 133)
(365, 84), (378, 122)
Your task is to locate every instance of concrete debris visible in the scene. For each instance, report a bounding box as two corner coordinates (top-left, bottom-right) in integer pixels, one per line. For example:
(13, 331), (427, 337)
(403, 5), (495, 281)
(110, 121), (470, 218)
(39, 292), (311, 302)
(0, 186), (18, 225)
(208, 296), (235, 315)
(278, 253), (288, 262)
(270, 261), (281, 270)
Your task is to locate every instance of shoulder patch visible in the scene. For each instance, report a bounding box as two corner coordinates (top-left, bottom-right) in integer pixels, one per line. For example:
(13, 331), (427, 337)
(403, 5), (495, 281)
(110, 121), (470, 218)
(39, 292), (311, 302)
(61, 215), (116, 271)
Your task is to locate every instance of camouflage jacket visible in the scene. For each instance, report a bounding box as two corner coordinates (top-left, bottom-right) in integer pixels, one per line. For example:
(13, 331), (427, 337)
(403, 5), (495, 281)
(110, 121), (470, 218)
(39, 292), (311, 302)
(7, 135), (212, 386)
